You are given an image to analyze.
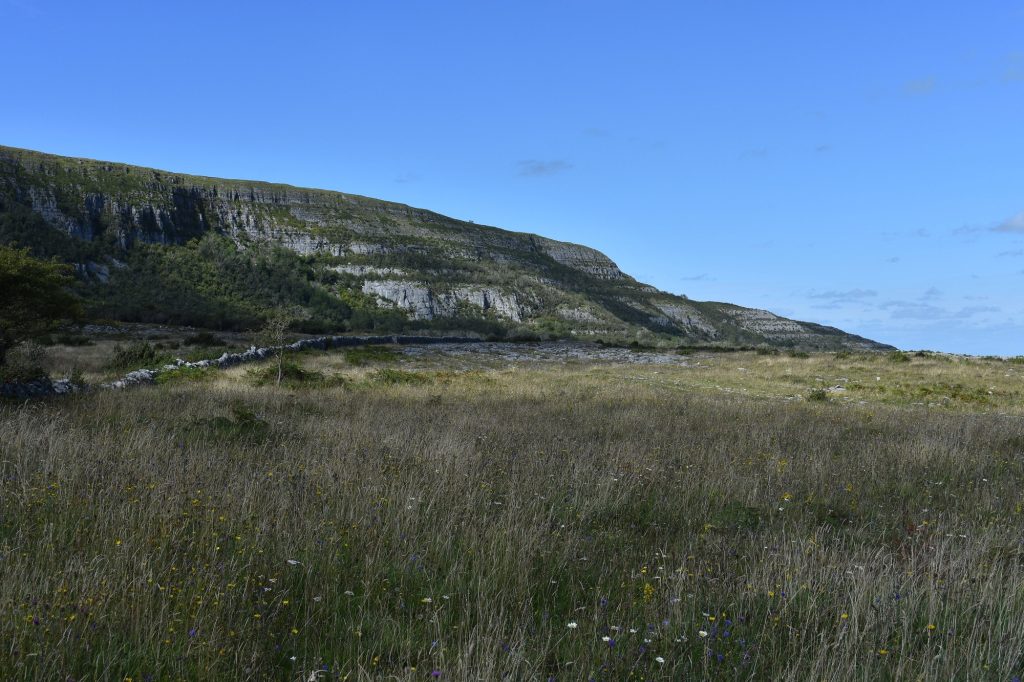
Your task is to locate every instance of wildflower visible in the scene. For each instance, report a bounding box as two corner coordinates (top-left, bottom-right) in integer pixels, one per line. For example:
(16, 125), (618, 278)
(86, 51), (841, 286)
(782, 492), (793, 502)
(602, 635), (611, 642)
(567, 621), (578, 629)
(878, 648), (888, 655)
(287, 559), (301, 566)
(655, 656), (665, 664)
(421, 597), (433, 604)
(840, 613), (849, 620)
(431, 671), (442, 678)
(926, 623), (936, 631)
(698, 630), (709, 638)
(344, 590), (354, 596)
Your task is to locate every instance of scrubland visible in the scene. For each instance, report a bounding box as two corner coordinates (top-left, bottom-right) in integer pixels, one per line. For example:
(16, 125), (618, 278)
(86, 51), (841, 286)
(2, 344), (1023, 680)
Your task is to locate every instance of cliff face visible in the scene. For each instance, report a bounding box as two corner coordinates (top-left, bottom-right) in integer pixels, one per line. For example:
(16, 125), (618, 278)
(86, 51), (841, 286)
(0, 144), (891, 349)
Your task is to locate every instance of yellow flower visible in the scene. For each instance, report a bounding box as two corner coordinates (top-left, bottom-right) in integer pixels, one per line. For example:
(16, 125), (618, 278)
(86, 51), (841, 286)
(878, 648), (888, 655)
(291, 627), (299, 634)
(840, 613), (848, 620)
(927, 623), (936, 631)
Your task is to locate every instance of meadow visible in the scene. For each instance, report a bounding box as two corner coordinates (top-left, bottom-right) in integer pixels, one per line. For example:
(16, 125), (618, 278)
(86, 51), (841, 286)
(2, 342), (1023, 680)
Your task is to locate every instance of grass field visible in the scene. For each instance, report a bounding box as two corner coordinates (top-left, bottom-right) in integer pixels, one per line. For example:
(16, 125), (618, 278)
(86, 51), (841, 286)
(2, 343), (1023, 680)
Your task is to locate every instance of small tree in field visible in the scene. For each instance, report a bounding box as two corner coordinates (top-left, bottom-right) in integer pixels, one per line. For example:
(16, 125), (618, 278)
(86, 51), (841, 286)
(258, 306), (309, 386)
(0, 246), (81, 368)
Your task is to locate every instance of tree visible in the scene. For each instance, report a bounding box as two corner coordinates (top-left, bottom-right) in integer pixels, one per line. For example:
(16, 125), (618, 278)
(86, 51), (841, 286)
(0, 246), (81, 367)
(257, 305), (309, 386)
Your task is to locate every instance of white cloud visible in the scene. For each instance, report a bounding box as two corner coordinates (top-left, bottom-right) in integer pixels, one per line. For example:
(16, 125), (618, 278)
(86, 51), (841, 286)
(993, 210), (1024, 233)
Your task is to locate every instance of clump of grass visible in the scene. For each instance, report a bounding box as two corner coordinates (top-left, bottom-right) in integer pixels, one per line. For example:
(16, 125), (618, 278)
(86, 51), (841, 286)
(371, 368), (430, 385)
(343, 345), (399, 366)
(888, 350), (911, 363)
(194, 403), (270, 442)
(787, 350), (810, 358)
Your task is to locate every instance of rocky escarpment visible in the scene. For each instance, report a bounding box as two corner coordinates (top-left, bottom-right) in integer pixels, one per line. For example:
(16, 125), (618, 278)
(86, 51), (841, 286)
(361, 280), (531, 322)
(0, 144), (894, 350)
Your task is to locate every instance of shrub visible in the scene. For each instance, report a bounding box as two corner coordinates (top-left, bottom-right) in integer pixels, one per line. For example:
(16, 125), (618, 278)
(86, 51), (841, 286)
(787, 350), (810, 359)
(0, 341), (49, 382)
(888, 351), (911, 363)
(343, 345), (399, 366)
(807, 388), (830, 402)
(247, 361), (321, 386)
(155, 366), (213, 385)
(108, 341), (167, 371)
(184, 331), (226, 347)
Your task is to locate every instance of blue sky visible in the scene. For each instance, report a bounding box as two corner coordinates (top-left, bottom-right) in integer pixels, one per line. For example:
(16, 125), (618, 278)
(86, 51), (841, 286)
(3, 1), (1023, 354)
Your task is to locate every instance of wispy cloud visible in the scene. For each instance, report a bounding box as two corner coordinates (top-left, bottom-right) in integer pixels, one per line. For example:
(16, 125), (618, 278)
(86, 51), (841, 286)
(884, 256), (900, 263)
(1004, 53), (1024, 82)
(809, 289), (877, 302)
(517, 159), (573, 177)
(904, 77), (937, 95)
(920, 287), (942, 301)
(814, 144), (831, 153)
(394, 172), (419, 184)
(998, 249), (1024, 257)
(881, 300), (1000, 320)
(737, 148), (769, 160)
(993, 210), (1024, 233)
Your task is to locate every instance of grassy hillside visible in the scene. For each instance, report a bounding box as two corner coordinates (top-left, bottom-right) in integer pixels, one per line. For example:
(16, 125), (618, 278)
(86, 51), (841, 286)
(0, 145), (890, 350)
(2, 346), (1022, 680)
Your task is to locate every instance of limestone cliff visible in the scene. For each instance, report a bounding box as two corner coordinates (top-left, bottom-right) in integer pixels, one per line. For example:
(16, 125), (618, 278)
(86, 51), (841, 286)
(0, 144), (891, 350)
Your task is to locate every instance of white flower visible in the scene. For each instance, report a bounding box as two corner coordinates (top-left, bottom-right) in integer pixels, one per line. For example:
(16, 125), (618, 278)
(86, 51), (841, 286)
(629, 628), (638, 634)
(698, 630), (709, 638)
(421, 597), (433, 604)
(601, 635), (611, 642)
(286, 559), (301, 566)
(344, 590), (355, 596)
(655, 656), (665, 664)
(567, 621), (578, 629)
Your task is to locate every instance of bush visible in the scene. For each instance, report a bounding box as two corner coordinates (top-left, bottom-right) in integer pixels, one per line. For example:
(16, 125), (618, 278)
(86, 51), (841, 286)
(184, 331), (226, 347)
(807, 388), (830, 402)
(888, 351), (911, 363)
(343, 345), (399, 366)
(787, 350), (810, 359)
(0, 341), (49, 382)
(155, 366), (213, 385)
(56, 332), (94, 346)
(108, 341), (167, 371)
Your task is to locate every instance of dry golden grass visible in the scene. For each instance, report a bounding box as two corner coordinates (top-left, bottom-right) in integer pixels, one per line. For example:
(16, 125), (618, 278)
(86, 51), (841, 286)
(2, 344), (1023, 680)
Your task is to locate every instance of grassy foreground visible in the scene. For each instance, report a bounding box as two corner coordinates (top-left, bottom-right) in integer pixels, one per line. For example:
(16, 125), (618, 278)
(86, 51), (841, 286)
(2, 348), (1023, 680)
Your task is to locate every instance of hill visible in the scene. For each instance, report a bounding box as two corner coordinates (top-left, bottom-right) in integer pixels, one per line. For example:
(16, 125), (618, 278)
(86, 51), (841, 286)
(0, 144), (890, 349)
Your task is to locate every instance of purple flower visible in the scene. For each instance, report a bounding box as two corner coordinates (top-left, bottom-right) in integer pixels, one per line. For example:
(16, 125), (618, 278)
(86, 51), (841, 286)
(188, 628), (197, 637)
(431, 671), (442, 678)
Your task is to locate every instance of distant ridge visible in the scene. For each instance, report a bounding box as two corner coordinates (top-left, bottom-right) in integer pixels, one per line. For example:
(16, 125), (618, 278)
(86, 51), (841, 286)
(0, 144), (891, 350)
